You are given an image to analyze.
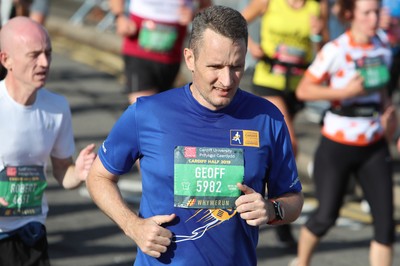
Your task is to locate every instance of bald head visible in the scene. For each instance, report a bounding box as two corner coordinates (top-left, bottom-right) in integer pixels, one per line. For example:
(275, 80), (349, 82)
(1, 16), (50, 55)
(0, 16), (52, 98)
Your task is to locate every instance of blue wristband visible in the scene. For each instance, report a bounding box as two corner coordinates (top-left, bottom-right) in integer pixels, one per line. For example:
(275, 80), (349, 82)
(310, 34), (322, 43)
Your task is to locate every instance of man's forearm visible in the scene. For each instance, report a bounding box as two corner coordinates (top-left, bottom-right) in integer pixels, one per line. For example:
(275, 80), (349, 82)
(86, 159), (140, 237)
(269, 192), (304, 225)
(109, 0), (125, 16)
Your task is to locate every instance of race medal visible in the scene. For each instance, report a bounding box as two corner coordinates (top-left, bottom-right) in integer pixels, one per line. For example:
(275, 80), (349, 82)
(138, 20), (178, 52)
(0, 166), (47, 216)
(355, 56), (389, 91)
(174, 146), (244, 209)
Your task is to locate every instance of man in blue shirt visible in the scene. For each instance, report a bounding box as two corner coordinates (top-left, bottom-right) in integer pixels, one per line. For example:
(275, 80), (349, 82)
(87, 5), (303, 265)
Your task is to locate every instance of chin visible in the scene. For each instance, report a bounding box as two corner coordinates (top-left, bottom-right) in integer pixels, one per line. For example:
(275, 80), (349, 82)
(35, 81), (46, 89)
(217, 99), (232, 108)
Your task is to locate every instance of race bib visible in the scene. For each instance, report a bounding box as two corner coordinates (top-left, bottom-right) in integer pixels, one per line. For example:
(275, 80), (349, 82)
(272, 44), (306, 75)
(355, 56), (389, 91)
(0, 166), (47, 216)
(138, 20), (178, 52)
(174, 146), (244, 209)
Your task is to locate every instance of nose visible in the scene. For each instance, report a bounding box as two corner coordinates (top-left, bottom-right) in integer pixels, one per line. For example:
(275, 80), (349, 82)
(38, 52), (51, 68)
(219, 67), (234, 88)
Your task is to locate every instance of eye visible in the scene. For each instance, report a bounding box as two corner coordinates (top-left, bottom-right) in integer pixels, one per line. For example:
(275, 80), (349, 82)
(29, 52), (39, 58)
(231, 65), (244, 72)
(209, 65), (223, 69)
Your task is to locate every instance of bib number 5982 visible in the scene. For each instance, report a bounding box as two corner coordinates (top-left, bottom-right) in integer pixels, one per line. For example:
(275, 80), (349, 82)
(196, 180), (222, 193)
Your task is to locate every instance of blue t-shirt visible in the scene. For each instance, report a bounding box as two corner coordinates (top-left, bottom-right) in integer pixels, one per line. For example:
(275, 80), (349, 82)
(99, 83), (301, 266)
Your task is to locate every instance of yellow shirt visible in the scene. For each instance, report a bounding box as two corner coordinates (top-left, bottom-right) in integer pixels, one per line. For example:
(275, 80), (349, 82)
(253, 0), (320, 91)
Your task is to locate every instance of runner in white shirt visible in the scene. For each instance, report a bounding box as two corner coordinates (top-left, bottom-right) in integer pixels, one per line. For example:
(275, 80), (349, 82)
(0, 17), (96, 266)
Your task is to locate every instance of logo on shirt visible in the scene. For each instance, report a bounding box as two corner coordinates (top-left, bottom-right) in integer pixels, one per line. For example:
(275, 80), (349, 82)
(174, 208), (237, 243)
(102, 141), (107, 154)
(230, 130), (260, 147)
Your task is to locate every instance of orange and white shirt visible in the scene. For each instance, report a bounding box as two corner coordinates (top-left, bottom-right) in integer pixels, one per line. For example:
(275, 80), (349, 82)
(306, 30), (392, 146)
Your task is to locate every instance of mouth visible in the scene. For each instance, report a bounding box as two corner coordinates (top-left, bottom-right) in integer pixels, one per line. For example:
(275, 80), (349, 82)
(214, 87), (230, 97)
(35, 71), (47, 79)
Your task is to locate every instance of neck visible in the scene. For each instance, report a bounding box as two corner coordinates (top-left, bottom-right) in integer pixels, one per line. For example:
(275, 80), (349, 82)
(5, 78), (37, 106)
(286, 0), (305, 9)
(350, 29), (370, 45)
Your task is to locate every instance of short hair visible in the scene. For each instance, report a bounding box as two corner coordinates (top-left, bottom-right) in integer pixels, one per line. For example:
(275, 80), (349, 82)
(188, 5), (248, 57)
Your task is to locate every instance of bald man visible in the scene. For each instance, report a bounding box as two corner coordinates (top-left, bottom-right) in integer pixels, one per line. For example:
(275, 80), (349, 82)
(0, 17), (96, 265)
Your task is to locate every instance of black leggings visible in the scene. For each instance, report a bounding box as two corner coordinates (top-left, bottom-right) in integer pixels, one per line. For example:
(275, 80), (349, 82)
(305, 136), (395, 245)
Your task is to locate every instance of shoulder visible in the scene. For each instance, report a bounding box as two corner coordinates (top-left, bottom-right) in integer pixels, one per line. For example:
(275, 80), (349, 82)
(137, 87), (184, 106)
(375, 29), (392, 49)
(318, 36), (347, 61)
(310, 39), (344, 72)
(238, 89), (285, 121)
(134, 87), (187, 118)
(38, 88), (70, 113)
(305, 0), (321, 14)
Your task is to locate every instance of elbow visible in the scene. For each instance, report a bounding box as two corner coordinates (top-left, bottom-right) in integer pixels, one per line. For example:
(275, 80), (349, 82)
(288, 192), (304, 223)
(294, 193), (304, 221)
(296, 78), (317, 102)
(295, 86), (308, 101)
(295, 75), (316, 101)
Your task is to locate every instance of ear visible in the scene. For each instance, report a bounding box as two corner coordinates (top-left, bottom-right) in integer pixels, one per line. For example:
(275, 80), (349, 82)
(184, 48), (195, 72)
(0, 52), (11, 70)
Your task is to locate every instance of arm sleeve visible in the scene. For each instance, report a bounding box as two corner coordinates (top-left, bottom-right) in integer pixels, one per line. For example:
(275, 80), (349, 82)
(98, 104), (140, 175)
(266, 119), (301, 198)
(307, 41), (342, 83)
(51, 97), (75, 159)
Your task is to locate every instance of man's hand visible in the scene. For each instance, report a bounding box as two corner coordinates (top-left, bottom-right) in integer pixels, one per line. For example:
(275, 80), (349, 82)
(235, 183), (268, 226)
(115, 16), (137, 37)
(125, 214), (176, 258)
(75, 143), (97, 182)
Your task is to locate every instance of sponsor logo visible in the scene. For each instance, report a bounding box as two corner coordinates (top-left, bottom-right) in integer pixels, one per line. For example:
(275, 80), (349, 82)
(230, 130), (260, 147)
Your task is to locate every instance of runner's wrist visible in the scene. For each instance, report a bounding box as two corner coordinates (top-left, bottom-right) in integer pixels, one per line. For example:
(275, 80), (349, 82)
(267, 200), (285, 225)
(310, 34), (322, 43)
(266, 200), (276, 224)
(114, 12), (126, 21)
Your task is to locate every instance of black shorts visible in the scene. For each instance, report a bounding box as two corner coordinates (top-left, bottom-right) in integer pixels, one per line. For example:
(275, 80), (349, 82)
(123, 55), (180, 93)
(252, 85), (304, 116)
(0, 229), (50, 266)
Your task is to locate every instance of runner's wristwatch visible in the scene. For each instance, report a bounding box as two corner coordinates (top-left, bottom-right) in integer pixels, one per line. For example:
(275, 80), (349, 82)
(267, 200), (284, 224)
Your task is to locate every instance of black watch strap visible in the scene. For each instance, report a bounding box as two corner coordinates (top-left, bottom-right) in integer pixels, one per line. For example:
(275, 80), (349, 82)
(267, 200), (284, 224)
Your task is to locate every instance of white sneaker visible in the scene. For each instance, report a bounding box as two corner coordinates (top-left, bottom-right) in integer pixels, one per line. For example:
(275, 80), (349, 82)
(360, 199), (370, 213)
